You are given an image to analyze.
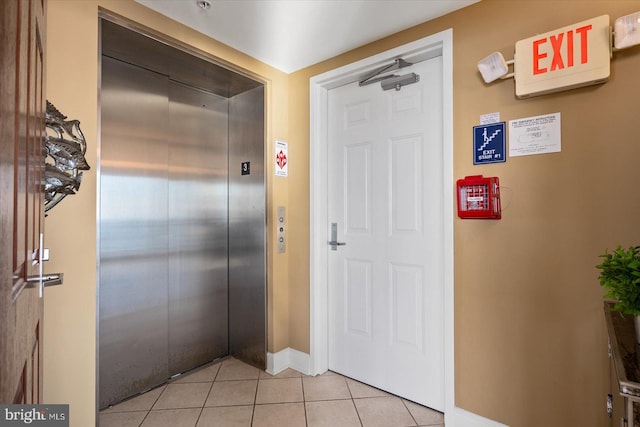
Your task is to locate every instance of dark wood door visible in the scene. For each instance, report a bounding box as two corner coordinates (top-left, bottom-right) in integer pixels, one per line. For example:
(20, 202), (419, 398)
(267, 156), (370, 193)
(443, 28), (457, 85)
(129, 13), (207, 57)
(0, 0), (46, 404)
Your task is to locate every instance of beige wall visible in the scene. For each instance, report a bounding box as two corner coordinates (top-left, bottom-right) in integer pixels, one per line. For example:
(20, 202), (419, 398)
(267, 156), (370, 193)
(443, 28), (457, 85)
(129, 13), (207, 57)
(44, 0), (640, 426)
(44, 1), (289, 425)
(288, 1), (640, 426)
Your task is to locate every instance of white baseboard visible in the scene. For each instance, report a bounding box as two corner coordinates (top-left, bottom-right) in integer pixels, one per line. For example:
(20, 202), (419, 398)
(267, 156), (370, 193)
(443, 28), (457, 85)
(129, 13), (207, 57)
(266, 348), (311, 376)
(453, 407), (509, 427)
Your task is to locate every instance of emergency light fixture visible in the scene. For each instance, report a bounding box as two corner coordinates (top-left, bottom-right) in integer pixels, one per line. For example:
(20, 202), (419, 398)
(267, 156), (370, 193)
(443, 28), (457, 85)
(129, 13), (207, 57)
(477, 52), (514, 83)
(614, 12), (640, 50)
(477, 12), (640, 98)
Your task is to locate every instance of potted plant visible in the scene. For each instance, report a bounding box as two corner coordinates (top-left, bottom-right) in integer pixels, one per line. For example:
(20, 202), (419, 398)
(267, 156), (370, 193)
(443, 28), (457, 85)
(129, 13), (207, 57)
(597, 245), (640, 342)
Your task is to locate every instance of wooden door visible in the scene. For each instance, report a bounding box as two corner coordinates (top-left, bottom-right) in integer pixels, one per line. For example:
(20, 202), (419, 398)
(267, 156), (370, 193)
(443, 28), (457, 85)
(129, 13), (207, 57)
(0, 0), (47, 404)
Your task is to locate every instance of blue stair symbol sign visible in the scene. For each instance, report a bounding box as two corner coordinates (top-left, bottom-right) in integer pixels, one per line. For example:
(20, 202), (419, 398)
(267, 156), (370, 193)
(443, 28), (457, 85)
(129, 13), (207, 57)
(473, 122), (506, 165)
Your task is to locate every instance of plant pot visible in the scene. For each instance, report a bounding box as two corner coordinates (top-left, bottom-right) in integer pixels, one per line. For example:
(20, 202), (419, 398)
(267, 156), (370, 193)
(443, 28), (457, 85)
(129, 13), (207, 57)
(634, 315), (640, 344)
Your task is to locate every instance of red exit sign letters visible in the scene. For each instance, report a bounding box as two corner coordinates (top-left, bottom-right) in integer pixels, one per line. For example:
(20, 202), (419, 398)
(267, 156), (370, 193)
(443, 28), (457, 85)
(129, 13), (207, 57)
(515, 15), (610, 98)
(533, 24), (592, 75)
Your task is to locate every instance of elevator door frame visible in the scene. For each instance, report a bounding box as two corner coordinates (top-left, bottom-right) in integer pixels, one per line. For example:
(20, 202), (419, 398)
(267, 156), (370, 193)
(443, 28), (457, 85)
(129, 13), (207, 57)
(97, 15), (268, 411)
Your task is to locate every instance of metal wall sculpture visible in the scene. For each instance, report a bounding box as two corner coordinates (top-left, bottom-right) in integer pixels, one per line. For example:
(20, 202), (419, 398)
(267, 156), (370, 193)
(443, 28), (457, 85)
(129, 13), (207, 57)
(44, 100), (90, 212)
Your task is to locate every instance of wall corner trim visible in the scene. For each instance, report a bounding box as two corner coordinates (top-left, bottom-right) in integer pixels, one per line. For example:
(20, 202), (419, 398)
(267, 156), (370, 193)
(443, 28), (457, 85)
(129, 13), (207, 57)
(266, 348), (311, 376)
(452, 407), (509, 427)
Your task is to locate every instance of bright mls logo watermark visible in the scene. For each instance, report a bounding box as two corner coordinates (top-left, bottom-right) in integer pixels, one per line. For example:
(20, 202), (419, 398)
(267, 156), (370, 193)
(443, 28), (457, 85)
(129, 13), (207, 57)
(0, 405), (68, 426)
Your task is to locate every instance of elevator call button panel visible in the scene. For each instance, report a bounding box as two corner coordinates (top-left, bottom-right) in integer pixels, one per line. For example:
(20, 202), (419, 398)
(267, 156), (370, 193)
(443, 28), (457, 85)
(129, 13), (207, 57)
(277, 206), (286, 253)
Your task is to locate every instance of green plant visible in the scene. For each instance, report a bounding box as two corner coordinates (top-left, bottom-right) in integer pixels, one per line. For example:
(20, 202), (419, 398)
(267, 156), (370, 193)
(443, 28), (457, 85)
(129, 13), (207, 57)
(597, 245), (640, 315)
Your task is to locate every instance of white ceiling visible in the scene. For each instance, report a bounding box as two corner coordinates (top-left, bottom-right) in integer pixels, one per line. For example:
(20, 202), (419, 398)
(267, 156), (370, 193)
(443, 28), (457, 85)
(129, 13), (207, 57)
(135, 0), (479, 73)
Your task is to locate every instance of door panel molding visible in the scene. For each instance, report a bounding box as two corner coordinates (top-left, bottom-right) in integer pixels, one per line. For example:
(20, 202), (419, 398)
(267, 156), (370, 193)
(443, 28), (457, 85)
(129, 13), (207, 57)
(309, 28), (454, 421)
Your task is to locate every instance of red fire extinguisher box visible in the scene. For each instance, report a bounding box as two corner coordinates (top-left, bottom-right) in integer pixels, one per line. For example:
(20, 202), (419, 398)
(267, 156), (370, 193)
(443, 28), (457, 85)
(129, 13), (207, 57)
(456, 175), (501, 219)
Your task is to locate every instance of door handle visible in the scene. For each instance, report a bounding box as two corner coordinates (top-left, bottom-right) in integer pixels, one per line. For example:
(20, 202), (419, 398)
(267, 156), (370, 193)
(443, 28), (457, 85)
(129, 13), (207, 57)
(26, 233), (64, 296)
(328, 241), (346, 250)
(328, 223), (346, 251)
(27, 273), (64, 288)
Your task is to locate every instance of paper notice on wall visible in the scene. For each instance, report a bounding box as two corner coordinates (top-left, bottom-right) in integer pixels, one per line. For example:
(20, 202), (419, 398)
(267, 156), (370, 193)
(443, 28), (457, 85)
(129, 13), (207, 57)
(509, 112), (561, 157)
(480, 112), (500, 124)
(275, 140), (288, 177)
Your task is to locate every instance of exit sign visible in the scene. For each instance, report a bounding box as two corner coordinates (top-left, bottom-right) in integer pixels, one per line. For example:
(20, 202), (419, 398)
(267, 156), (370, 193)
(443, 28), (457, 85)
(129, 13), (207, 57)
(514, 15), (610, 98)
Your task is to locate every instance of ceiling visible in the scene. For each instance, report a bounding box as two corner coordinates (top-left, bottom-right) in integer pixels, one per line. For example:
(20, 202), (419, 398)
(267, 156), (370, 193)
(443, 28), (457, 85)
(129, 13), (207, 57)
(134, 0), (479, 73)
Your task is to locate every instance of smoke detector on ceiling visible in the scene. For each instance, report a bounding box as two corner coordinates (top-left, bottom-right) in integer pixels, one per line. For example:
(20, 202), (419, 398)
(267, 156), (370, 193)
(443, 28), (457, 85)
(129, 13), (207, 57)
(196, 0), (211, 11)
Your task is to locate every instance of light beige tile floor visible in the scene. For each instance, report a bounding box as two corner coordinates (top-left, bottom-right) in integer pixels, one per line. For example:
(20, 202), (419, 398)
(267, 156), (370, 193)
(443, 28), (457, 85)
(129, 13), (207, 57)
(99, 357), (444, 427)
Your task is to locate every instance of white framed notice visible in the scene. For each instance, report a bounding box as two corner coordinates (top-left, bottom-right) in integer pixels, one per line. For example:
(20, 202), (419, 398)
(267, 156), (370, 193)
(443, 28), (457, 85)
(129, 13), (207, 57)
(509, 112), (561, 157)
(275, 140), (288, 177)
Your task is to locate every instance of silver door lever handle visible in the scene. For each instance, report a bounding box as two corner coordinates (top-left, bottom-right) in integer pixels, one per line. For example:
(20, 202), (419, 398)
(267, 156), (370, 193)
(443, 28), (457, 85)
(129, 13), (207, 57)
(27, 273), (64, 287)
(328, 240), (346, 250)
(329, 223), (346, 251)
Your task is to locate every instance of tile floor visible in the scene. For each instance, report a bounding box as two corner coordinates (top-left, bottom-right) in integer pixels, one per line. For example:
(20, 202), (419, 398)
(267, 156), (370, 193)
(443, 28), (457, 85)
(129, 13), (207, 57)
(100, 357), (444, 427)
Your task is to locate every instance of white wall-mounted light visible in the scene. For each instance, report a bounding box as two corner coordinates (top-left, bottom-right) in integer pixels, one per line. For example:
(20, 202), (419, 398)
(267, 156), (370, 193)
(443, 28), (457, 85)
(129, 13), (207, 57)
(477, 52), (514, 84)
(614, 11), (640, 50)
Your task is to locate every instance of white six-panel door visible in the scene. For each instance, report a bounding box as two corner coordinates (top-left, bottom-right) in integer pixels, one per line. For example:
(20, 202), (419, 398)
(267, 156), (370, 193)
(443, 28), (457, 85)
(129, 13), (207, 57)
(327, 56), (444, 411)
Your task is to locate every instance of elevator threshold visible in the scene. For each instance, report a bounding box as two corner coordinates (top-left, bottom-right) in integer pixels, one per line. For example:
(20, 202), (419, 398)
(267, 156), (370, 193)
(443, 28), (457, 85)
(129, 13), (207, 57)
(168, 355), (229, 381)
(103, 355), (230, 410)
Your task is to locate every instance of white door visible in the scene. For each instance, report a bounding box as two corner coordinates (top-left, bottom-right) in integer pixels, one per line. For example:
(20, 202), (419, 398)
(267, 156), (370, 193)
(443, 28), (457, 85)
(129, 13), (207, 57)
(327, 56), (444, 410)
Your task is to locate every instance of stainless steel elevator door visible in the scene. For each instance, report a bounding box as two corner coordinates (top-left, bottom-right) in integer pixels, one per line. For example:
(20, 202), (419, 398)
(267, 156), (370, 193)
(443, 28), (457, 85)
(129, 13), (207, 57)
(99, 56), (170, 407)
(229, 86), (266, 368)
(99, 57), (231, 408)
(168, 81), (229, 375)
(99, 19), (267, 409)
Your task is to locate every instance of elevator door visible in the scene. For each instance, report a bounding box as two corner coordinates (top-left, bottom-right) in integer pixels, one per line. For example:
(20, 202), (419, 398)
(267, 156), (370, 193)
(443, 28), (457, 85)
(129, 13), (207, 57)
(99, 56), (230, 408)
(168, 81), (229, 375)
